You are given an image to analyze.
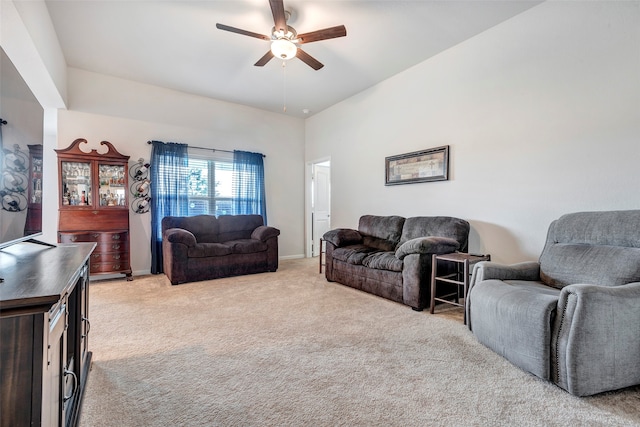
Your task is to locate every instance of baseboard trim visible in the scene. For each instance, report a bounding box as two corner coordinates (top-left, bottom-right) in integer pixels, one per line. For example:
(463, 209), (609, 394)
(90, 269), (151, 281)
(280, 254), (305, 260)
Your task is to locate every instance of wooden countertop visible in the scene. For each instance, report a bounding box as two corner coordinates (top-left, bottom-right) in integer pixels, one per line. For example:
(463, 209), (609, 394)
(0, 242), (95, 314)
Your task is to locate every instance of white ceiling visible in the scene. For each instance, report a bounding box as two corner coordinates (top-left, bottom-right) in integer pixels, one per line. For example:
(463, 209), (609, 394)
(45, 0), (541, 118)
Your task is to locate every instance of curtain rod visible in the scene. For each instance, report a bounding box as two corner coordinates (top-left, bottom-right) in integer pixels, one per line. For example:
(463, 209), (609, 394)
(147, 140), (265, 157)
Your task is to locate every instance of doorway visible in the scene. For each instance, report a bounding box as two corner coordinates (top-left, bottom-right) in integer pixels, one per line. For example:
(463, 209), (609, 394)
(309, 160), (331, 257)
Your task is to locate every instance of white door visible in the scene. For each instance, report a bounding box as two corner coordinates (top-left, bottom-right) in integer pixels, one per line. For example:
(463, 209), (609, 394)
(312, 163), (331, 256)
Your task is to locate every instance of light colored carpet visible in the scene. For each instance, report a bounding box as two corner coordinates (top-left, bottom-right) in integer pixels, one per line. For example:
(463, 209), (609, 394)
(80, 258), (640, 427)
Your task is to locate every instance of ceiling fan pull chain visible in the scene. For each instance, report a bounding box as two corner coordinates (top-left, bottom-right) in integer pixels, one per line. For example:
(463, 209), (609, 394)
(282, 61), (287, 112)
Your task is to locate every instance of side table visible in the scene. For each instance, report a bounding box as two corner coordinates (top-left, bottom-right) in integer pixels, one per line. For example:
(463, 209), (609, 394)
(430, 252), (491, 324)
(318, 238), (326, 274)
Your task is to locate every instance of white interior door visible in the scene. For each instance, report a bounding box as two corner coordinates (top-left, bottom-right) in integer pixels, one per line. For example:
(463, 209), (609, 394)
(312, 162), (331, 256)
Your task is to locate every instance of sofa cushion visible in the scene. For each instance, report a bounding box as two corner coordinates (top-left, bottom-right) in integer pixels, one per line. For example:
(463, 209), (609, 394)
(218, 215), (264, 242)
(332, 244), (378, 265)
(358, 215), (405, 251)
(163, 215), (220, 243)
(468, 279), (559, 380)
(540, 244), (640, 289)
(322, 228), (363, 247)
(395, 237), (460, 260)
(362, 251), (403, 272)
(539, 211), (640, 288)
(399, 216), (470, 252)
(546, 210), (640, 248)
(225, 239), (268, 254)
(188, 243), (232, 258)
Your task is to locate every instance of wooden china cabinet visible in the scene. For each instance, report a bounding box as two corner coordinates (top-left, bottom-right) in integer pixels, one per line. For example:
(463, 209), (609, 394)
(55, 139), (133, 280)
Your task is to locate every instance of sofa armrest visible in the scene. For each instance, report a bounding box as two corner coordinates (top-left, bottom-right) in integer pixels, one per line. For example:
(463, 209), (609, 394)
(251, 225), (281, 242)
(395, 236), (459, 260)
(553, 281), (640, 396)
(322, 228), (362, 247)
(164, 228), (197, 247)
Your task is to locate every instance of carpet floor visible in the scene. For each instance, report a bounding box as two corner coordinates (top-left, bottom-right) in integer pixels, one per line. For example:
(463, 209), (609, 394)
(79, 258), (640, 426)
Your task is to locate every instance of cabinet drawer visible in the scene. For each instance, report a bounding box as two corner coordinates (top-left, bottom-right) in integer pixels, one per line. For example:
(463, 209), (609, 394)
(59, 232), (100, 243)
(59, 231), (128, 244)
(90, 261), (130, 273)
(90, 261), (131, 274)
(95, 241), (129, 254)
(97, 231), (128, 243)
(90, 251), (129, 263)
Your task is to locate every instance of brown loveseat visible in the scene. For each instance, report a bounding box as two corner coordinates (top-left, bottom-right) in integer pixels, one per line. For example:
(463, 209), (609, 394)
(323, 215), (470, 310)
(162, 214), (280, 285)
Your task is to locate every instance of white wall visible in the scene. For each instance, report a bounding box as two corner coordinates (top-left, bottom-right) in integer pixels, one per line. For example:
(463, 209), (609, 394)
(6, 0), (639, 271)
(1, 0), (66, 247)
(305, 1), (640, 263)
(0, 48), (44, 242)
(56, 69), (306, 275)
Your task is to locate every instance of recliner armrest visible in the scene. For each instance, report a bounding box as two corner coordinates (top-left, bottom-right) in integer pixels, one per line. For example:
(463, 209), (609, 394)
(553, 281), (640, 396)
(395, 236), (459, 260)
(251, 225), (281, 242)
(322, 228), (362, 247)
(472, 261), (541, 283)
(164, 228), (197, 247)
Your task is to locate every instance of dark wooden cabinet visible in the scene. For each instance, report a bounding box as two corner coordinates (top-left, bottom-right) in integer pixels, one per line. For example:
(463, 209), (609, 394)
(0, 242), (94, 427)
(55, 139), (132, 280)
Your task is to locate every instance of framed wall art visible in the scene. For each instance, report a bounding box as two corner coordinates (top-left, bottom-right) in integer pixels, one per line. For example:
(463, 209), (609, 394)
(385, 145), (449, 185)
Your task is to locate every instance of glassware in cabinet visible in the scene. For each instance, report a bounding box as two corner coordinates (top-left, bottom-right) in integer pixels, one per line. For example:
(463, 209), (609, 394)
(98, 164), (127, 207)
(61, 161), (92, 206)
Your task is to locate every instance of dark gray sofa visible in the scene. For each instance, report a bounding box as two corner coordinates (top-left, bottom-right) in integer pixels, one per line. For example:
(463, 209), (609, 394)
(162, 214), (280, 285)
(467, 210), (640, 396)
(323, 215), (470, 310)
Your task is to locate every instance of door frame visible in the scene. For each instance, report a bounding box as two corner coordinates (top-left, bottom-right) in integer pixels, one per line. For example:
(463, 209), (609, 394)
(305, 157), (331, 258)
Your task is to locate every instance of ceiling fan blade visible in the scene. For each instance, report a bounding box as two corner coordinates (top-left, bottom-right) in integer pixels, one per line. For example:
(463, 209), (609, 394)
(269, 0), (287, 33)
(296, 48), (324, 70)
(216, 23), (270, 41)
(255, 51), (275, 67)
(297, 25), (347, 44)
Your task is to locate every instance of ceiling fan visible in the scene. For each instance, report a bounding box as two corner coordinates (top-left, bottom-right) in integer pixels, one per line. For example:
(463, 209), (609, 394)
(215, 0), (347, 70)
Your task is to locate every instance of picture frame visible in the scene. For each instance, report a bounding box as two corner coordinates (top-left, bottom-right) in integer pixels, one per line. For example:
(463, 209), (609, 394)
(385, 145), (449, 185)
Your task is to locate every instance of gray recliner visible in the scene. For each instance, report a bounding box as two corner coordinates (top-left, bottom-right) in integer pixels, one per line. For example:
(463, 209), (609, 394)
(466, 210), (640, 396)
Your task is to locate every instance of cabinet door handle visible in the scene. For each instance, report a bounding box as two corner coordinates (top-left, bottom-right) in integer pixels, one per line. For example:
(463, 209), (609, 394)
(82, 316), (91, 338)
(112, 244), (120, 250)
(70, 235), (77, 242)
(113, 264), (121, 270)
(113, 254), (121, 260)
(92, 233), (100, 239)
(63, 368), (78, 403)
(112, 234), (121, 240)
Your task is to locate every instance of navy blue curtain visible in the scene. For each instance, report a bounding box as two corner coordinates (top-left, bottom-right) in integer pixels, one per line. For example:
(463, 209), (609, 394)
(232, 150), (267, 224)
(149, 140), (189, 274)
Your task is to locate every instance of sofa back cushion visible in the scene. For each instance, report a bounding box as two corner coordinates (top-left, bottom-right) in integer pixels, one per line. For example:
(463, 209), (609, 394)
(540, 210), (640, 288)
(218, 215), (264, 242)
(399, 216), (470, 252)
(358, 215), (405, 251)
(162, 215), (219, 243)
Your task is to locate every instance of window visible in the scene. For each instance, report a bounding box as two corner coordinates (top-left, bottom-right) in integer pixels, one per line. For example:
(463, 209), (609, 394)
(187, 154), (234, 216)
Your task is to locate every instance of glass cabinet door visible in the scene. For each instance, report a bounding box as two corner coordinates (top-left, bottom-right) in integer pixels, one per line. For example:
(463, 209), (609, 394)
(98, 164), (126, 207)
(61, 161), (92, 206)
(28, 148), (43, 205)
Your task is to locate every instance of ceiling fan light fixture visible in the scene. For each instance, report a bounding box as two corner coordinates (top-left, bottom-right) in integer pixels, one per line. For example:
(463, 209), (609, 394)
(271, 38), (297, 60)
